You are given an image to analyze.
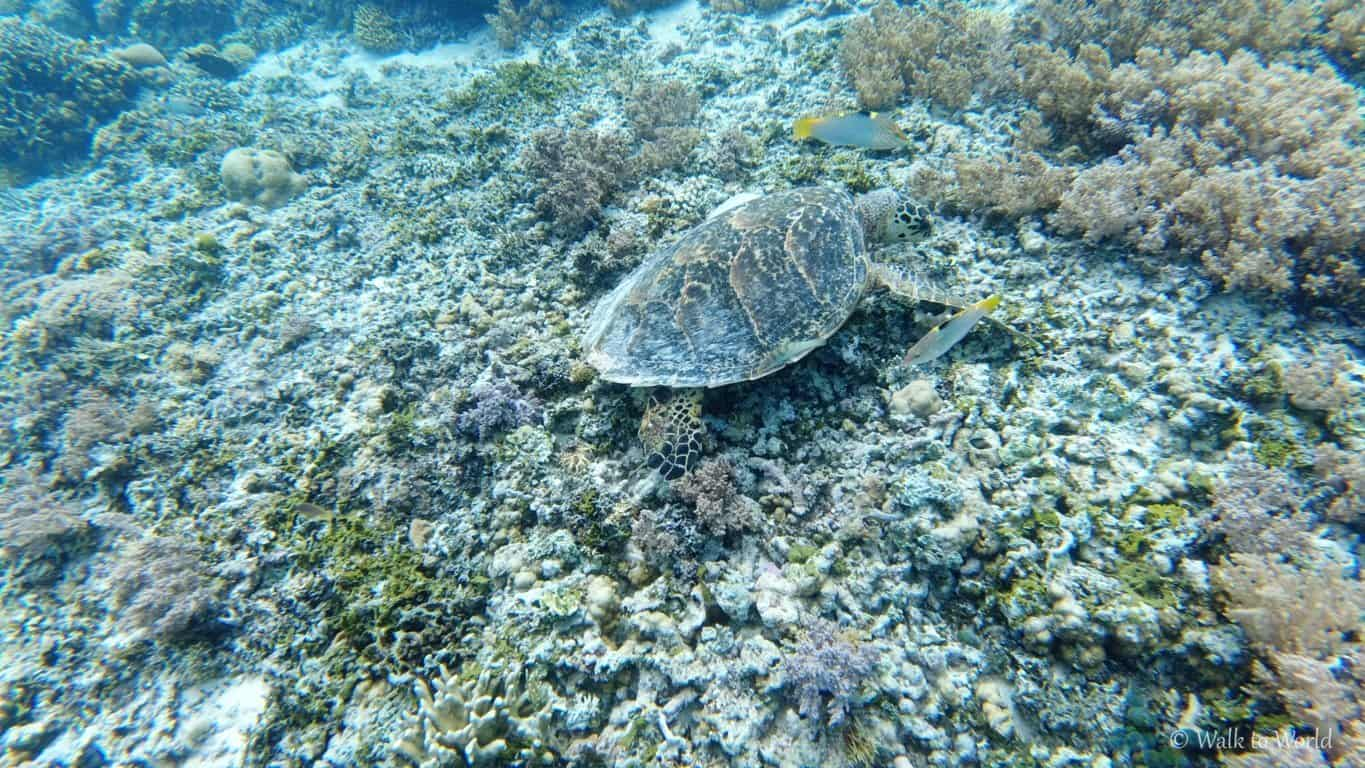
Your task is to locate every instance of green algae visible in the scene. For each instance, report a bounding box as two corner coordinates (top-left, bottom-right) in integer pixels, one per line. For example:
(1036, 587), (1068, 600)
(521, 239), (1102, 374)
(1114, 559), (1179, 610)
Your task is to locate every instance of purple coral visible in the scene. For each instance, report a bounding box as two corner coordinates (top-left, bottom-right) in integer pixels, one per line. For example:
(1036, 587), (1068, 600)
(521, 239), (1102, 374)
(781, 619), (880, 727)
(457, 381), (541, 440)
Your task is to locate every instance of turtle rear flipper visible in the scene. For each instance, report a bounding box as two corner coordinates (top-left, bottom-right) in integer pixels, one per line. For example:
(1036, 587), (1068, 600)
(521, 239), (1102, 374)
(639, 389), (704, 480)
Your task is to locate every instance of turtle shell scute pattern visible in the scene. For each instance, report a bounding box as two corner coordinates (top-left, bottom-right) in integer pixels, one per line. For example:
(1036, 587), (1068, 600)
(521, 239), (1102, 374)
(583, 187), (869, 388)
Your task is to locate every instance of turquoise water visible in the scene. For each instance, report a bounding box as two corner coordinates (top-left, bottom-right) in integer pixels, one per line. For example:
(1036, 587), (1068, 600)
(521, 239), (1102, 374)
(0, 1), (1361, 766)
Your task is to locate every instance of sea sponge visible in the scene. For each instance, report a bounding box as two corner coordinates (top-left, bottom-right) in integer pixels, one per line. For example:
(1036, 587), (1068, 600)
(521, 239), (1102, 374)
(220, 147), (306, 208)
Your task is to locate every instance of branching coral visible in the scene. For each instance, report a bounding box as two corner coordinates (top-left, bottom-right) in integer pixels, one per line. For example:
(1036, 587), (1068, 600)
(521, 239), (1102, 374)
(625, 79), (703, 174)
(1046, 49), (1364, 307)
(1017, 0), (1320, 63)
(394, 663), (562, 766)
(1283, 345), (1356, 415)
(486, 0), (563, 49)
(0, 469), (89, 584)
(1315, 445), (1363, 525)
(1213, 554), (1365, 763)
(129, 0), (236, 51)
(1207, 456), (1312, 557)
(352, 3), (402, 53)
(0, 18), (139, 174)
(457, 381), (542, 441)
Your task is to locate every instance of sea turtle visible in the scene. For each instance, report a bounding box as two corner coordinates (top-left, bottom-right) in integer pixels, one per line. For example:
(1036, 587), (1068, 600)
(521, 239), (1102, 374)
(582, 185), (1000, 479)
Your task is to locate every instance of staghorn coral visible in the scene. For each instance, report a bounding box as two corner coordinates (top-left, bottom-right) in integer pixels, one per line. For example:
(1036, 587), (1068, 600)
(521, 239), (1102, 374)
(838, 0), (1012, 111)
(522, 127), (633, 236)
(0, 17), (139, 174)
(352, 3), (401, 53)
(780, 618), (880, 728)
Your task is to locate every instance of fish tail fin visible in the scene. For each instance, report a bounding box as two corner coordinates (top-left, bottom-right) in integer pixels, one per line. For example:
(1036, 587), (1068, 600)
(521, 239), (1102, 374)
(793, 117), (818, 141)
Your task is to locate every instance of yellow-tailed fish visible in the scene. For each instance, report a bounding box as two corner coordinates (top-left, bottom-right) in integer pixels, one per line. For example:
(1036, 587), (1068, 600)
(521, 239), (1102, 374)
(793, 111), (908, 150)
(903, 295), (1002, 366)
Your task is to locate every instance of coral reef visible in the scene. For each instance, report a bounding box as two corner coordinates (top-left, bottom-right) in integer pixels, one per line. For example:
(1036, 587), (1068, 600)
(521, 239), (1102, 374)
(129, 0), (236, 51)
(521, 127), (632, 236)
(0, 2), (1360, 767)
(838, 0), (1011, 110)
(0, 17), (139, 174)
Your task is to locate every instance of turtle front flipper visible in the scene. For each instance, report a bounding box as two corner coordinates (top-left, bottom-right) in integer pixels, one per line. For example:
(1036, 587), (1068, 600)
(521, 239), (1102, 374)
(868, 262), (976, 310)
(639, 389), (705, 480)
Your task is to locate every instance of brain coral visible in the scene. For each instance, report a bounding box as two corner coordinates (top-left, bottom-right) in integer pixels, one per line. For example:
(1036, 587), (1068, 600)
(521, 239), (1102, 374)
(220, 148), (307, 208)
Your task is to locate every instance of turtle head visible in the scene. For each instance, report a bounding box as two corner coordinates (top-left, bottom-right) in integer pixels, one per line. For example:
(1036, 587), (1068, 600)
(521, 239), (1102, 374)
(855, 188), (933, 244)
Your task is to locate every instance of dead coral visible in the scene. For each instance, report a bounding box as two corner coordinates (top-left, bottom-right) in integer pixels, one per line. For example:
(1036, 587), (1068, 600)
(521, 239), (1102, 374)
(522, 127), (633, 237)
(838, 0), (1012, 110)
